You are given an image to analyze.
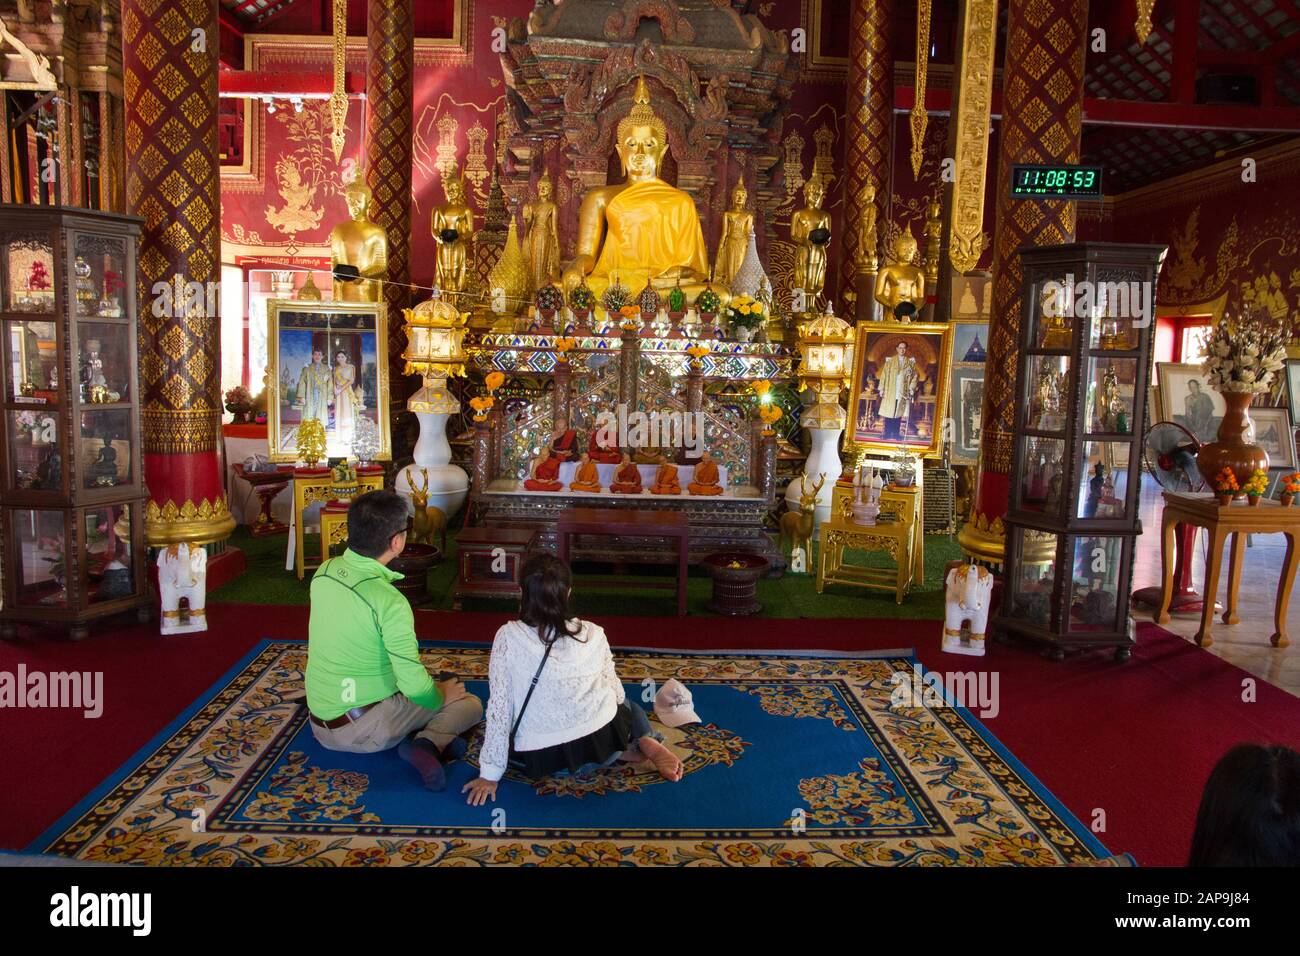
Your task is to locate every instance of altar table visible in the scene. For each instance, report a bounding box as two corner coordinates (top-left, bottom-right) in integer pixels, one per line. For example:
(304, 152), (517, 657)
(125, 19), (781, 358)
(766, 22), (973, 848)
(1156, 491), (1300, 649)
(815, 516), (915, 604)
(556, 508), (690, 616)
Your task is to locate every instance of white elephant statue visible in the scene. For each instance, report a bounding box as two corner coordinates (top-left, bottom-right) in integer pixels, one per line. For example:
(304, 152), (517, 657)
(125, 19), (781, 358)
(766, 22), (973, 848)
(942, 562), (993, 656)
(158, 543), (207, 635)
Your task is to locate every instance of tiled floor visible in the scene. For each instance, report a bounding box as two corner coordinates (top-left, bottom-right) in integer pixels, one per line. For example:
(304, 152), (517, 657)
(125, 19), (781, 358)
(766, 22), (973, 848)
(1130, 482), (1299, 697)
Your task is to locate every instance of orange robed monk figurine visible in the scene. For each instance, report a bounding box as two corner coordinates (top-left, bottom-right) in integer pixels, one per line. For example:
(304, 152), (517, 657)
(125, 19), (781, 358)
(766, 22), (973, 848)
(687, 450), (723, 496)
(588, 427), (622, 464)
(610, 452), (643, 494)
(569, 452), (603, 493)
(650, 455), (681, 495)
(524, 449), (563, 492)
(550, 417), (579, 462)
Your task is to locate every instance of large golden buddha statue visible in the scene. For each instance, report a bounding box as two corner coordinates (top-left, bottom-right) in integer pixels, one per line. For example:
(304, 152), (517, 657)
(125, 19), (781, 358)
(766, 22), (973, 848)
(330, 182), (387, 303)
(560, 76), (710, 301)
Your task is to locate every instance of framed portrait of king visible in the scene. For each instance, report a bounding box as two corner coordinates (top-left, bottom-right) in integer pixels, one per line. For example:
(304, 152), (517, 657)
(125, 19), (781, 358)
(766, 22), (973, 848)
(265, 300), (390, 463)
(846, 320), (953, 459)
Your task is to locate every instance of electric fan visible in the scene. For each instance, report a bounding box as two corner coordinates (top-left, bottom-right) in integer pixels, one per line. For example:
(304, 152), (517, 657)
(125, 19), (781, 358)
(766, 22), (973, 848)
(1131, 421), (1213, 614)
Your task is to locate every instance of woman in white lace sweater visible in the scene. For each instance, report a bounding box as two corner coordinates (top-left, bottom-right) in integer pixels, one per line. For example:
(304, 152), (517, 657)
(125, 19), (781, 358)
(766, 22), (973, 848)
(464, 554), (683, 805)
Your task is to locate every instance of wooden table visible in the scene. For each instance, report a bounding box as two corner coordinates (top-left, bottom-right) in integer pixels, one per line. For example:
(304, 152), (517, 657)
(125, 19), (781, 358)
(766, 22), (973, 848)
(816, 516), (915, 604)
(319, 500), (352, 566)
(556, 508), (690, 616)
(233, 464), (294, 536)
(453, 526), (539, 610)
(1156, 491), (1300, 648)
(292, 466), (385, 580)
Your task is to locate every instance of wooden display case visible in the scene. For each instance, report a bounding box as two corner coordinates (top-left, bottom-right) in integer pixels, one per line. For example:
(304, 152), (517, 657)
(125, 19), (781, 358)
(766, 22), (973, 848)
(0, 206), (149, 640)
(995, 242), (1167, 661)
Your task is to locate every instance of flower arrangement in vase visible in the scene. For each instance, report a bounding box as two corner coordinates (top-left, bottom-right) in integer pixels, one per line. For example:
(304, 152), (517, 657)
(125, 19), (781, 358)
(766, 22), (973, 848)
(695, 286), (721, 323)
(890, 451), (917, 489)
(1243, 467), (1269, 506)
(601, 274), (630, 319)
(1279, 472), (1300, 507)
(637, 282), (660, 321)
(224, 384), (254, 424)
(568, 282), (595, 323)
(1198, 309), (1290, 487)
(1213, 467), (1239, 506)
(535, 284), (564, 324)
(667, 281), (687, 323)
(726, 294), (766, 343)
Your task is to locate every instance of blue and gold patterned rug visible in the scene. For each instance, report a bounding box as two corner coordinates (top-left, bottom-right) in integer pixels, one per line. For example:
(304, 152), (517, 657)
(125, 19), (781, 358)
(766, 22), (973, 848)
(31, 640), (1113, 867)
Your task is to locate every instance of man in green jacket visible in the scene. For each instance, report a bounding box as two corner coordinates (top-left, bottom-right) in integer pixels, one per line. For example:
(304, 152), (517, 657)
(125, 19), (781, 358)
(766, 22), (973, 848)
(306, 490), (482, 791)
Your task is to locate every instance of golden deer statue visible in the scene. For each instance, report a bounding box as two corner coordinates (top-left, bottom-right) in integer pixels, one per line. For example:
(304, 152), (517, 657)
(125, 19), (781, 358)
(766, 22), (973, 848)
(408, 468), (447, 549)
(779, 472), (826, 564)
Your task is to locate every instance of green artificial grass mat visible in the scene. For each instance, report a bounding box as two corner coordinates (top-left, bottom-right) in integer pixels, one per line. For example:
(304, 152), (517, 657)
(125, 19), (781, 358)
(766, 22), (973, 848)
(211, 524), (960, 619)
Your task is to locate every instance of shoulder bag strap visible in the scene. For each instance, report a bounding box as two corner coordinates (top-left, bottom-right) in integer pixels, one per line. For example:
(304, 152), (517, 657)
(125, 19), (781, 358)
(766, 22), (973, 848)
(508, 638), (554, 752)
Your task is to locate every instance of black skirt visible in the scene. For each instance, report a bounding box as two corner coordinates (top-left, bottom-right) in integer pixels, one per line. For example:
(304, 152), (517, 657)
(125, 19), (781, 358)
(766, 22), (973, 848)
(509, 702), (635, 780)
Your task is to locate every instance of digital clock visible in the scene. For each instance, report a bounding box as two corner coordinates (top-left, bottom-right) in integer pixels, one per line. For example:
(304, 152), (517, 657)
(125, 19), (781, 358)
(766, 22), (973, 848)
(1010, 164), (1103, 199)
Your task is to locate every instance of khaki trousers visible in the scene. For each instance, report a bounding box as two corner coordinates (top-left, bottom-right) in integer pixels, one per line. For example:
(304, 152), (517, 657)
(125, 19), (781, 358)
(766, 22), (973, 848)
(310, 692), (484, 754)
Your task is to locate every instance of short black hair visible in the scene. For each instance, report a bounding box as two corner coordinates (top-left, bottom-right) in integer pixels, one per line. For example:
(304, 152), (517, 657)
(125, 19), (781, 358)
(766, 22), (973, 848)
(1189, 743), (1300, 865)
(346, 489), (409, 558)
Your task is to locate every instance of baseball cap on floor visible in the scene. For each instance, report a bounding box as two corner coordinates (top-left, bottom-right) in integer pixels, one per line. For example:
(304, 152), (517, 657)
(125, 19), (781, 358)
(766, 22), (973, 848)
(654, 679), (700, 727)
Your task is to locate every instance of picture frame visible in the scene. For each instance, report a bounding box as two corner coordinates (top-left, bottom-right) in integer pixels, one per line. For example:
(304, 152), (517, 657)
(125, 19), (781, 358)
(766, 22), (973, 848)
(846, 320), (953, 460)
(1156, 362), (1225, 445)
(265, 300), (390, 463)
(1287, 360), (1300, 423)
(949, 365), (985, 466)
(1250, 406), (1296, 470)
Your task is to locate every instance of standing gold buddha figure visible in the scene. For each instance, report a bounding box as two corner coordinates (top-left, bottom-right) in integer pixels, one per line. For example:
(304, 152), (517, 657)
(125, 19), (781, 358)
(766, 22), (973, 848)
(330, 181), (388, 303)
(522, 173), (562, 292)
(874, 232), (927, 321)
(714, 181), (754, 293)
(431, 165), (475, 296)
(559, 75), (710, 301)
(790, 176), (832, 299)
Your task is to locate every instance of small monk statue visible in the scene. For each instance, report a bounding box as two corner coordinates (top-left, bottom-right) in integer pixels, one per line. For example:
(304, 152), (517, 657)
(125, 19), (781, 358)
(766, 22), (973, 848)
(610, 453), (643, 494)
(569, 452), (603, 493)
(791, 176), (832, 299)
(330, 181), (387, 303)
(714, 181), (754, 293)
(523, 449), (563, 492)
(431, 165), (475, 295)
(874, 232), (927, 321)
(522, 173), (562, 293)
(650, 455), (681, 495)
(549, 416), (579, 462)
(687, 450), (723, 496)
(588, 427), (622, 464)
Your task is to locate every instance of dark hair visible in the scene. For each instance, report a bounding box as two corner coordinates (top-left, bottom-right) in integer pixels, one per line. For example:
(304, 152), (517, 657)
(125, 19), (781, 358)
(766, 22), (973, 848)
(346, 490), (409, 558)
(519, 553), (583, 645)
(1189, 743), (1300, 866)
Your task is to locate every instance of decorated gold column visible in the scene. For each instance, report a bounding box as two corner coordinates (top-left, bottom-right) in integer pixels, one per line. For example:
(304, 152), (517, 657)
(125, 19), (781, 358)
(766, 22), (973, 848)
(123, 0), (233, 546)
(959, 0), (1088, 564)
(840, 0), (894, 317)
(366, 0), (415, 407)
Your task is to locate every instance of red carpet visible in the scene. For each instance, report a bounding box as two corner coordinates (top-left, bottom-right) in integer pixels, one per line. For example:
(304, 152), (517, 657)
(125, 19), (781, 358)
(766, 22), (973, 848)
(2, 604), (1298, 865)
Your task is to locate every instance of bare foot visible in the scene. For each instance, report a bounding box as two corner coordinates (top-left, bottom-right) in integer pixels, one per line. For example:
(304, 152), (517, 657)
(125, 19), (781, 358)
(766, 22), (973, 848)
(638, 736), (683, 782)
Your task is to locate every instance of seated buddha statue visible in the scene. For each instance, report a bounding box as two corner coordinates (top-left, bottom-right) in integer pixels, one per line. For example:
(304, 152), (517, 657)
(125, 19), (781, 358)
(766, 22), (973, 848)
(569, 453), (603, 493)
(559, 76), (710, 303)
(649, 455), (681, 495)
(523, 449), (563, 492)
(588, 427), (622, 464)
(549, 417), (579, 462)
(610, 452), (643, 494)
(687, 450), (723, 496)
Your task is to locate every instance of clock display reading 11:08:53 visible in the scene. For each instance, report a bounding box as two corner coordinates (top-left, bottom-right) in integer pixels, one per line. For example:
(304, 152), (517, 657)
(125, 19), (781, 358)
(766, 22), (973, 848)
(1010, 164), (1103, 199)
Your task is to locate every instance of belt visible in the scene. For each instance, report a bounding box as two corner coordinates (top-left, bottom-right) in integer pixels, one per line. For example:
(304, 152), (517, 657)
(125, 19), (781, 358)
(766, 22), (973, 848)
(309, 697), (385, 730)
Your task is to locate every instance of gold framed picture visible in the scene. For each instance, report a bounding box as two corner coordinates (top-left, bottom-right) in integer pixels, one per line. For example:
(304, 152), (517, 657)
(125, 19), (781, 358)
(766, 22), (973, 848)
(265, 299), (390, 463)
(845, 320), (954, 460)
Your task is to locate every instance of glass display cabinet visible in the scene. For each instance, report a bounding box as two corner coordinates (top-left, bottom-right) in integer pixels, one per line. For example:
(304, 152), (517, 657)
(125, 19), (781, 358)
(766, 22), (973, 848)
(0, 206), (149, 640)
(996, 242), (1166, 662)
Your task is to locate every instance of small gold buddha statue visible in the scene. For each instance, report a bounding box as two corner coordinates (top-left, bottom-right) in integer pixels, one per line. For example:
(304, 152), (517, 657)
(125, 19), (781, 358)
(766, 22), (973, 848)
(874, 232), (926, 321)
(431, 165), (475, 296)
(791, 176), (832, 298)
(855, 184), (879, 275)
(560, 75), (710, 301)
(330, 182), (387, 303)
(714, 180), (754, 293)
(522, 173), (562, 293)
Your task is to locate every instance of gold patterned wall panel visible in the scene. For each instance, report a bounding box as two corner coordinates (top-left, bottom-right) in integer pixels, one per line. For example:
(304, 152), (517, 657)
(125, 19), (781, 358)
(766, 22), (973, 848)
(948, 0), (998, 275)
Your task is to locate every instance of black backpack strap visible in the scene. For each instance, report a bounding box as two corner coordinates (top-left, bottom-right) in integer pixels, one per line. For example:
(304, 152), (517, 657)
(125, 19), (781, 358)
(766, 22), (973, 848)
(509, 639), (554, 752)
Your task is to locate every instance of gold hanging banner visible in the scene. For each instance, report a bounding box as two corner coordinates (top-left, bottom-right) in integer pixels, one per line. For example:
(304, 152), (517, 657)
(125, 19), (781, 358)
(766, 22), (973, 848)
(1135, 0), (1155, 44)
(329, 0), (347, 164)
(910, 0), (932, 178)
(948, 0), (999, 275)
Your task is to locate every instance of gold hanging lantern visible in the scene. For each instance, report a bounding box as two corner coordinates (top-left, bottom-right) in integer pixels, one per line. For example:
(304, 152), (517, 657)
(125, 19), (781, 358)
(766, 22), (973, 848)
(402, 292), (468, 415)
(796, 302), (854, 431)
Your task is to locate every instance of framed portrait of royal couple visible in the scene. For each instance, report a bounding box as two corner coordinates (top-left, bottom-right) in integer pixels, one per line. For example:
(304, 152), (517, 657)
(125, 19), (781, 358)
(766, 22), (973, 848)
(846, 320), (954, 459)
(265, 300), (391, 463)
